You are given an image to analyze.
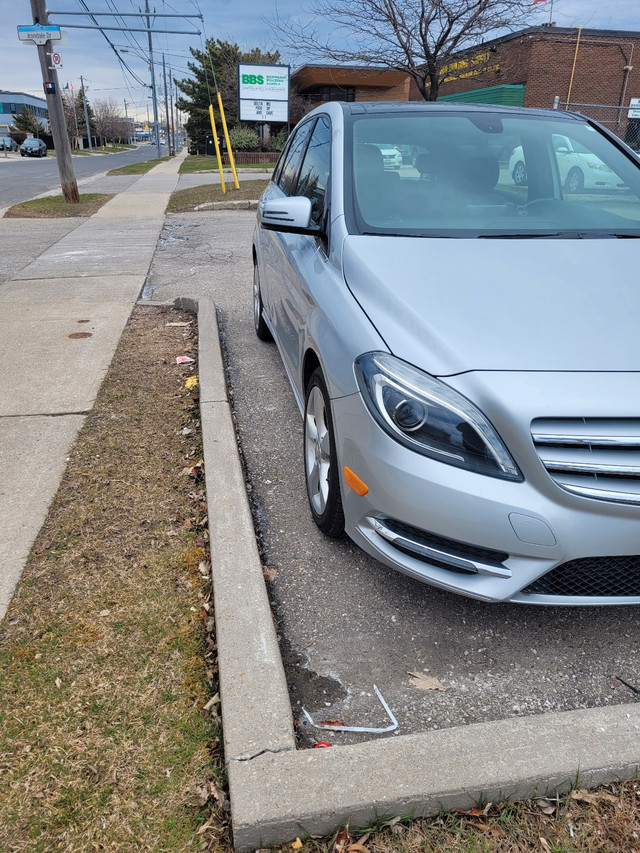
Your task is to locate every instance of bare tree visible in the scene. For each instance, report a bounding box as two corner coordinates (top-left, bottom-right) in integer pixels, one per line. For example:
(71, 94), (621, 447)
(93, 97), (124, 146)
(273, 0), (543, 101)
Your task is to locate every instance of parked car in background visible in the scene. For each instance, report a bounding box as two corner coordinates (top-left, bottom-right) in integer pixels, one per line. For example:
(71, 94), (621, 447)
(509, 134), (627, 192)
(0, 136), (18, 152)
(371, 142), (403, 170)
(253, 100), (640, 606)
(20, 138), (47, 157)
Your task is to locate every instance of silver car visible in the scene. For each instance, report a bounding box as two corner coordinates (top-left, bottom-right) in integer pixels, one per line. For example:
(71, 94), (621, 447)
(252, 101), (640, 605)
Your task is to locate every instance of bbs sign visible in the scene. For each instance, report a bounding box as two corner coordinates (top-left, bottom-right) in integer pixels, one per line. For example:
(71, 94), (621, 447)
(238, 64), (289, 123)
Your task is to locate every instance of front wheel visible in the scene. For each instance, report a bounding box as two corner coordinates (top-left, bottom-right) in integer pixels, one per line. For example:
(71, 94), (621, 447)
(303, 369), (344, 537)
(512, 161), (527, 186)
(253, 264), (272, 341)
(565, 167), (584, 193)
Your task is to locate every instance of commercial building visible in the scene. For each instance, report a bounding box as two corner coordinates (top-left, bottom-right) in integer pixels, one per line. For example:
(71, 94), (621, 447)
(291, 26), (640, 146)
(0, 91), (49, 131)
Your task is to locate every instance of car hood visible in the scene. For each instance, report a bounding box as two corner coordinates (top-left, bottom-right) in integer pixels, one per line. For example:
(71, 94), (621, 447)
(342, 235), (640, 375)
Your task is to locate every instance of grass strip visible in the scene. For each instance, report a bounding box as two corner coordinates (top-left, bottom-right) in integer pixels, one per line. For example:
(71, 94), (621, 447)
(0, 306), (227, 852)
(107, 156), (171, 176)
(179, 155), (276, 174)
(4, 193), (114, 219)
(167, 181), (269, 212)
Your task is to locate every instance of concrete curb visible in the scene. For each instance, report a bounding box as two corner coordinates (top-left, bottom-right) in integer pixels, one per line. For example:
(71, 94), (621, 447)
(193, 297), (640, 850)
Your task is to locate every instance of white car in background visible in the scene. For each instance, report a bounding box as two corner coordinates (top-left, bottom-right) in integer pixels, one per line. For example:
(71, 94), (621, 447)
(509, 134), (626, 192)
(372, 142), (403, 170)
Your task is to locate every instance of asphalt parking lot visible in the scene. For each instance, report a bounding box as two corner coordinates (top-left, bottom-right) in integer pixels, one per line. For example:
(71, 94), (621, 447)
(146, 209), (640, 746)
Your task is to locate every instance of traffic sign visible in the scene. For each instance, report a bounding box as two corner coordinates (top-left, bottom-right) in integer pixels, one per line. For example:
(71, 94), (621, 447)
(17, 24), (62, 45)
(49, 51), (63, 70)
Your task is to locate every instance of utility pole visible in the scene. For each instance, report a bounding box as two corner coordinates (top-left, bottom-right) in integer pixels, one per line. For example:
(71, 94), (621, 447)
(30, 0), (79, 202)
(145, 0), (161, 155)
(169, 87), (175, 153)
(80, 75), (92, 150)
(162, 54), (172, 156)
(123, 98), (130, 144)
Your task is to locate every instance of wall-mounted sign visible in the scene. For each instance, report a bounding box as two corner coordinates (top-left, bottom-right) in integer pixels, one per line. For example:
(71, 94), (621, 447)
(629, 98), (640, 119)
(238, 64), (289, 123)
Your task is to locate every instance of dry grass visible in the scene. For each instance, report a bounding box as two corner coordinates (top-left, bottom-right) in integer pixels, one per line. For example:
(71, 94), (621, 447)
(167, 181), (268, 212)
(108, 157), (171, 176)
(179, 156), (275, 174)
(0, 306), (227, 852)
(4, 194), (114, 218)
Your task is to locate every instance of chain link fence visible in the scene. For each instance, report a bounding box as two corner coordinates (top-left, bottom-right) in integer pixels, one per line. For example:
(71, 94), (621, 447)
(554, 99), (640, 151)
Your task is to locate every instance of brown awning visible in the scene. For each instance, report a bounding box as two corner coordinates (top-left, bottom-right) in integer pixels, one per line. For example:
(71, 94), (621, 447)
(292, 65), (409, 90)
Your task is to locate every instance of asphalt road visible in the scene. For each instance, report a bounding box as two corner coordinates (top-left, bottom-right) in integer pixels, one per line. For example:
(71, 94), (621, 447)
(146, 210), (640, 745)
(0, 143), (168, 209)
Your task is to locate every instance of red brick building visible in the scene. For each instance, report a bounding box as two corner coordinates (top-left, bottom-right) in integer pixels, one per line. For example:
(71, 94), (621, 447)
(291, 25), (640, 146)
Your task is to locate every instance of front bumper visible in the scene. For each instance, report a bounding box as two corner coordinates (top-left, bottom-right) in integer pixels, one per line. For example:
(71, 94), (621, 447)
(332, 391), (640, 605)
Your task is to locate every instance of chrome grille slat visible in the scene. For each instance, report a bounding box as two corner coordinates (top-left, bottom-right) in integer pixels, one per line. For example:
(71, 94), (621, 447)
(532, 418), (640, 505)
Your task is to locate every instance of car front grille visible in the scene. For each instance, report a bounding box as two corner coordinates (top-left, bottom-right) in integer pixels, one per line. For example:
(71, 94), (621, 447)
(523, 555), (640, 597)
(531, 417), (640, 505)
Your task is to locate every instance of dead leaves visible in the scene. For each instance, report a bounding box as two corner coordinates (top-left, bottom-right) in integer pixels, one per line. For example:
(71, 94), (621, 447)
(570, 788), (620, 807)
(408, 671), (448, 691)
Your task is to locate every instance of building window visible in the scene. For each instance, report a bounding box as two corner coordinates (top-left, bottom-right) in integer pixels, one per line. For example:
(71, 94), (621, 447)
(305, 85), (355, 104)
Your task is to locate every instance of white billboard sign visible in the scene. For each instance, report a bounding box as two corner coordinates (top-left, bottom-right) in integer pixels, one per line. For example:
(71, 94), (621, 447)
(238, 64), (289, 123)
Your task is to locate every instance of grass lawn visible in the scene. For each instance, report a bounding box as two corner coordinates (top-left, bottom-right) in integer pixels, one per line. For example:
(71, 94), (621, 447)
(4, 193), (114, 218)
(167, 180), (269, 212)
(107, 156), (171, 176)
(179, 155), (276, 174)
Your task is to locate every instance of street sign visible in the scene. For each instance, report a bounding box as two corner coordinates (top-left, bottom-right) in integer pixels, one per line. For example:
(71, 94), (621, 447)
(17, 24), (62, 45)
(49, 50), (63, 70)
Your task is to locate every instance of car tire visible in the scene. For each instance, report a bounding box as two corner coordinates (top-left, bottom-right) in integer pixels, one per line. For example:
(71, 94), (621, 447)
(565, 167), (584, 193)
(303, 368), (345, 538)
(253, 263), (272, 342)
(512, 161), (527, 186)
(20, 152), (25, 157)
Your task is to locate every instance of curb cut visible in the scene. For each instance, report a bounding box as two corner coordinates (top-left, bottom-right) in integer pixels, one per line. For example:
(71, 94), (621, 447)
(191, 295), (640, 850)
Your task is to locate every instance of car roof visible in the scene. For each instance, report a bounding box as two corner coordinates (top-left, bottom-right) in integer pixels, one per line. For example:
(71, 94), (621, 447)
(334, 101), (586, 123)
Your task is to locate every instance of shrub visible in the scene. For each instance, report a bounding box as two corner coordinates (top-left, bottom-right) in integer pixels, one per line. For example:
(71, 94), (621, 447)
(228, 125), (260, 152)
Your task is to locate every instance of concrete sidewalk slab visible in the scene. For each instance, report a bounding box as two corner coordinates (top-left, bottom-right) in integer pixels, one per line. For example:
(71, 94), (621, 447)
(0, 414), (85, 615)
(0, 301), (136, 416)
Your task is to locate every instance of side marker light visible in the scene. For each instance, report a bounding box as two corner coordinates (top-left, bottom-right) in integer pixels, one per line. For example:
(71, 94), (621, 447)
(344, 466), (369, 496)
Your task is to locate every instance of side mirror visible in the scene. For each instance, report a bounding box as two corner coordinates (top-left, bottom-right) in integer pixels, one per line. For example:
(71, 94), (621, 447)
(259, 196), (318, 235)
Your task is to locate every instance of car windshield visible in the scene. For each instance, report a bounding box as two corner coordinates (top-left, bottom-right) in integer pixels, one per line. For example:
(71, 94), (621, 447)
(350, 111), (640, 237)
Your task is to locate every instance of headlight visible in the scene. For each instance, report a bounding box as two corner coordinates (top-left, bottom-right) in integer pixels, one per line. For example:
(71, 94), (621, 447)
(355, 352), (522, 481)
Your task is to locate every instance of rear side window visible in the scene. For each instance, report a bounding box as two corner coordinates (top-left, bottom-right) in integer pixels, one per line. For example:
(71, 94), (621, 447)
(294, 116), (331, 227)
(277, 121), (314, 195)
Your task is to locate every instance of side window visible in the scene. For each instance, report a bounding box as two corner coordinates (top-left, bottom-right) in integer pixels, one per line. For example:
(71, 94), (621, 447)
(294, 116), (331, 227)
(277, 121), (314, 195)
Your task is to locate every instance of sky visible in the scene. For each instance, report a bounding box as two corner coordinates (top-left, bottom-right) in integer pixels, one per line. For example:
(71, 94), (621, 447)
(2, 0), (639, 122)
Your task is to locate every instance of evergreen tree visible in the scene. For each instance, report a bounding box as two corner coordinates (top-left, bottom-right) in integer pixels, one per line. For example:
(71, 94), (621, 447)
(12, 107), (46, 136)
(175, 39), (280, 153)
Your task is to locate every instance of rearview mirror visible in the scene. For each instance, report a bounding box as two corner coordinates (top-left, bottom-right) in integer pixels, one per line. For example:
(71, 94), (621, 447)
(259, 196), (319, 235)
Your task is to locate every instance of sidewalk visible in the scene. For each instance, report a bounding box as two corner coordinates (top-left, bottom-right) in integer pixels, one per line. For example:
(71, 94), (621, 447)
(0, 152), (185, 619)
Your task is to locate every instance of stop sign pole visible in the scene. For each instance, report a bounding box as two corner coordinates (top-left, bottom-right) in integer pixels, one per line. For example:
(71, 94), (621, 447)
(28, 0), (79, 203)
